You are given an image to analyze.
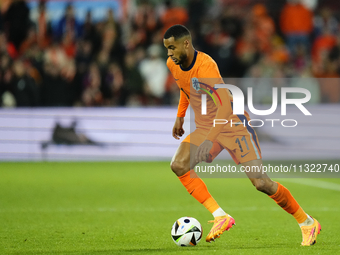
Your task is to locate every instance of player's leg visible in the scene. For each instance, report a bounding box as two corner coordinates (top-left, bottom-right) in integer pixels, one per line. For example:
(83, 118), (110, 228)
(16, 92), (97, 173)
(242, 159), (278, 195)
(223, 121), (312, 226)
(170, 131), (235, 242)
(243, 159), (311, 224)
(170, 140), (225, 215)
(220, 123), (321, 246)
(243, 159), (321, 246)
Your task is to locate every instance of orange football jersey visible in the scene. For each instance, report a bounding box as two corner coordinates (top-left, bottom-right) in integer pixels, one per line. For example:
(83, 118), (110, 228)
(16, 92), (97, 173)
(167, 50), (235, 141)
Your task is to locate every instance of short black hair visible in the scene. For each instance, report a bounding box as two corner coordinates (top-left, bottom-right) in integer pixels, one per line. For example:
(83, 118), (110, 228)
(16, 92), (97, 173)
(163, 25), (190, 40)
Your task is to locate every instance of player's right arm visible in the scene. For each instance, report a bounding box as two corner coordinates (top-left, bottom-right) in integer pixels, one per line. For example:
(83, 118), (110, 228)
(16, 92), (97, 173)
(167, 58), (189, 140)
(173, 86), (189, 139)
(172, 116), (184, 140)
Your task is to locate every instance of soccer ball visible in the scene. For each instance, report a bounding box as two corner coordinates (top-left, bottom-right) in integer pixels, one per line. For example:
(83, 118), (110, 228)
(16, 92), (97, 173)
(171, 217), (202, 246)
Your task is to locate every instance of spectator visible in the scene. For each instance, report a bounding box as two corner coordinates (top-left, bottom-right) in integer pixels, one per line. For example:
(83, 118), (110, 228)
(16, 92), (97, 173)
(269, 36), (290, 65)
(121, 51), (145, 106)
(0, 51), (14, 106)
(105, 9), (122, 42)
(75, 40), (93, 74)
(96, 49), (110, 75)
(24, 44), (43, 86)
(0, 0), (11, 14)
(0, 32), (8, 54)
(60, 59), (77, 104)
(220, 5), (243, 40)
(40, 61), (70, 106)
(236, 25), (260, 75)
(81, 62), (103, 106)
(205, 20), (236, 77)
(139, 44), (168, 104)
(312, 28), (337, 65)
(82, 10), (95, 40)
(301, 0), (318, 11)
(0, 9), (3, 32)
(104, 9), (124, 64)
(280, 0), (313, 56)
(103, 62), (124, 105)
(128, 0), (159, 50)
(55, 4), (82, 41)
(44, 41), (68, 71)
(187, 0), (205, 29)
(329, 35), (340, 65)
(1, 0), (340, 107)
(19, 25), (37, 56)
(10, 59), (39, 106)
(160, 0), (188, 34)
(36, 0), (52, 49)
(314, 8), (339, 38)
(1, 91), (16, 107)
(3, 0), (30, 53)
(251, 4), (275, 53)
(82, 10), (101, 56)
(61, 31), (76, 58)
(163, 72), (179, 106)
(293, 43), (309, 73)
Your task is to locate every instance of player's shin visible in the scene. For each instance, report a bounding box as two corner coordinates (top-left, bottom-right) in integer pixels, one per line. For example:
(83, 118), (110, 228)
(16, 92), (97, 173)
(269, 182), (311, 225)
(178, 170), (226, 217)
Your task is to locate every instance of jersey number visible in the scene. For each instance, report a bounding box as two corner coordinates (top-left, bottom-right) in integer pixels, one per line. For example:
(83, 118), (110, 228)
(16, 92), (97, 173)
(235, 136), (249, 153)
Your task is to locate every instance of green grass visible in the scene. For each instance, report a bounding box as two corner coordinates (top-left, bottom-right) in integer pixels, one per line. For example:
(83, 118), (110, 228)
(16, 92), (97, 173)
(0, 161), (340, 255)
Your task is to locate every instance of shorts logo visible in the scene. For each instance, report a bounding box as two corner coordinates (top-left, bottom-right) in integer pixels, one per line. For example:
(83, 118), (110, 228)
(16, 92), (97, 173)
(241, 152), (250, 158)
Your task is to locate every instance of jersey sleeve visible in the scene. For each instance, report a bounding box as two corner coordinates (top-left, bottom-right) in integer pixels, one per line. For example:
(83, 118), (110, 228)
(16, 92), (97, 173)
(166, 58), (190, 117)
(177, 89), (189, 117)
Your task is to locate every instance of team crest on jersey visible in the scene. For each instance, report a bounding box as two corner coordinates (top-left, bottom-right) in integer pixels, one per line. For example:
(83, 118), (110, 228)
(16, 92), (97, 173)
(192, 78), (201, 93)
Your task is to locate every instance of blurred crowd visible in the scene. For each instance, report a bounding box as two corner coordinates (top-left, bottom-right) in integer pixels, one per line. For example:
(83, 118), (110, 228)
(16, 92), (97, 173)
(1, 0), (340, 107)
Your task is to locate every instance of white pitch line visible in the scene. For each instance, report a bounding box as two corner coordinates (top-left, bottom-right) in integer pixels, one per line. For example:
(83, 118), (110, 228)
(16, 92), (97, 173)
(281, 179), (340, 191)
(1, 206), (340, 213)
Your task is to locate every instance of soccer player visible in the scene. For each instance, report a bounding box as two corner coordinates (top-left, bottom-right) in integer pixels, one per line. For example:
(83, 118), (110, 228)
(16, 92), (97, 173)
(163, 24), (321, 246)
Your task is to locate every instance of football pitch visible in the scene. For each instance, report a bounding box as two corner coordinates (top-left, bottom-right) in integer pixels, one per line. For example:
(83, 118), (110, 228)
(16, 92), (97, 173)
(1, 161), (339, 255)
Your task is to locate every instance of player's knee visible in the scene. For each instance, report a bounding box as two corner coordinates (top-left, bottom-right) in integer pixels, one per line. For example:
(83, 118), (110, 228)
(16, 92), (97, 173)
(252, 179), (270, 194)
(170, 160), (189, 177)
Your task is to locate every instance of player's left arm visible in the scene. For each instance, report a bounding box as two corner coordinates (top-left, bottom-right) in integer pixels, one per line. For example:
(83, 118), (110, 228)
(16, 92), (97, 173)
(195, 61), (233, 163)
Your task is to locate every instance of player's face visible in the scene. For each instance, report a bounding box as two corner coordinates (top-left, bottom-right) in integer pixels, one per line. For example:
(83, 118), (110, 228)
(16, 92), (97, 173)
(163, 36), (188, 65)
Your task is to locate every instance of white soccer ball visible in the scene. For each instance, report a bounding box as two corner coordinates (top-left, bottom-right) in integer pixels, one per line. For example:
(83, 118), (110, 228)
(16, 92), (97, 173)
(171, 217), (202, 246)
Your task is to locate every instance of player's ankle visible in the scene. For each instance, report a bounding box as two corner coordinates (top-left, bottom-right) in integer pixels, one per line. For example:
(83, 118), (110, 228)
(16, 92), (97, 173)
(299, 215), (314, 227)
(212, 208), (227, 217)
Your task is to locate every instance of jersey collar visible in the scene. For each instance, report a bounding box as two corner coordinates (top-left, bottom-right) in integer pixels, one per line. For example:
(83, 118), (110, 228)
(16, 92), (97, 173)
(180, 50), (198, 72)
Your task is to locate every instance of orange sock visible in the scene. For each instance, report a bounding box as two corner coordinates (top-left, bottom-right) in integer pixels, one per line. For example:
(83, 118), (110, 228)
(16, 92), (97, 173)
(269, 182), (307, 224)
(178, 170), (220, 213)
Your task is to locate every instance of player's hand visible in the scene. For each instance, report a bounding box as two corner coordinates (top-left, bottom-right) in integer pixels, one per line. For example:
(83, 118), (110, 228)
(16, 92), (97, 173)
(172, 117), (185, 140)
(195, 140), (213, 163)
